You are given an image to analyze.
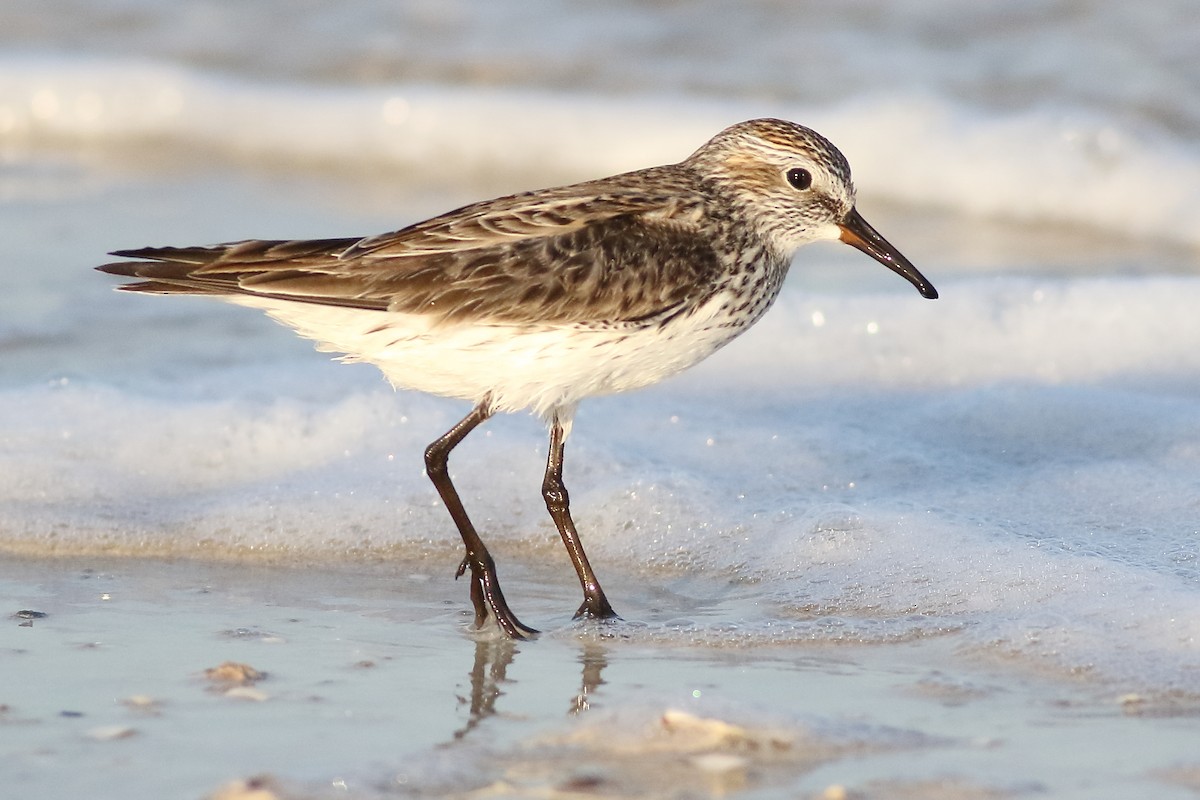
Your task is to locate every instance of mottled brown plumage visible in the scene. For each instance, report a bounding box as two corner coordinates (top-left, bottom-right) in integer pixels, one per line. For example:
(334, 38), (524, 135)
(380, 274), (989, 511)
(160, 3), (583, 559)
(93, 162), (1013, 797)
(102, 169), (734, 326)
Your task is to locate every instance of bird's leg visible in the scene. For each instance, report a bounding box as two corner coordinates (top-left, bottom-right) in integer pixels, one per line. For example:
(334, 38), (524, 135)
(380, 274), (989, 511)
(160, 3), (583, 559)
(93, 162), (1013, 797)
(543, 417), (618, 621)
(425, 401), (538, 639)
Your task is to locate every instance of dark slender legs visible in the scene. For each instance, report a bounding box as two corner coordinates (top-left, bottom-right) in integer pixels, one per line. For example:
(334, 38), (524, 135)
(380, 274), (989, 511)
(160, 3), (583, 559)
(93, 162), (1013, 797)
(543, 417), (617, 620)
(425, 403), (617, 638)
(425, 401), (537, 638)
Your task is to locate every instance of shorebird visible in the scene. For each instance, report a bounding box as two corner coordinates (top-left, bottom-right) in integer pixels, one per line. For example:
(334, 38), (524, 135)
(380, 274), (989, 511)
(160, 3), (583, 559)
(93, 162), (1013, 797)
(99, 118), (937, 638)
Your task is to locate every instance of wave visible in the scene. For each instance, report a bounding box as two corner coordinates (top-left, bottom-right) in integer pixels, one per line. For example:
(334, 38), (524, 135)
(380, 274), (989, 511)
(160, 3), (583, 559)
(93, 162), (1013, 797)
(4, 55), (1200, 249)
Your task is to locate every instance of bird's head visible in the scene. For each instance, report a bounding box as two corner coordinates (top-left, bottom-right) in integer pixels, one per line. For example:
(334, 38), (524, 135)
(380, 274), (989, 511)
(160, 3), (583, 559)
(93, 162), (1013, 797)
(688, 118), (937, 299)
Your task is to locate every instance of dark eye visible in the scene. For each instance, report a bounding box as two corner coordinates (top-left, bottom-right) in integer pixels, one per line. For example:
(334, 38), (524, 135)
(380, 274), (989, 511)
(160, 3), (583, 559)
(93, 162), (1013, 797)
(786, 168), (813, 190)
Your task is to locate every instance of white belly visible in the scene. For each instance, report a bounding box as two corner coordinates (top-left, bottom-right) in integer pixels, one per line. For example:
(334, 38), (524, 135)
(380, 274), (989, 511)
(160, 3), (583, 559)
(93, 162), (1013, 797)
(237, 290), (753, 421)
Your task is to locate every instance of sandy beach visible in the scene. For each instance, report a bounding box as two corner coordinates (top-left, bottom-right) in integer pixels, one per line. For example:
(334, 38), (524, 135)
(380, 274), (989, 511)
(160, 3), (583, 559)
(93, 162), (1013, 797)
(5, 552), (1199, 799)
(6, 4), (1200, 797)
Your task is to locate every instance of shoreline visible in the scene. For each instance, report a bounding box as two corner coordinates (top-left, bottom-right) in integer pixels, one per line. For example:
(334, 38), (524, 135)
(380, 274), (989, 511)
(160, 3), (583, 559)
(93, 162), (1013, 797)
(4, 554), (1200, 799)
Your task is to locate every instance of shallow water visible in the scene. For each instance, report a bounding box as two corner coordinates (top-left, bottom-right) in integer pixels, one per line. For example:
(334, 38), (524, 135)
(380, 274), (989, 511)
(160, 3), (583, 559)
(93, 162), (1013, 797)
(3, 2), (1200, 797)
(5, 555), (1200, 800)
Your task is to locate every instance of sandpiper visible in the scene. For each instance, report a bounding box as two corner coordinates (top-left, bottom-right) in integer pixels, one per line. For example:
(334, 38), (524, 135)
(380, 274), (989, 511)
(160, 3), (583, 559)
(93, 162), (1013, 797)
(99, 118), (937, 638)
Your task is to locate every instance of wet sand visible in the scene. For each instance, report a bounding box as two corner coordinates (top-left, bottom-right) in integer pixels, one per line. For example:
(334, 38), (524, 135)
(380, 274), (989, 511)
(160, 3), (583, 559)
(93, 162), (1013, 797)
(4, 553), (1199, 800)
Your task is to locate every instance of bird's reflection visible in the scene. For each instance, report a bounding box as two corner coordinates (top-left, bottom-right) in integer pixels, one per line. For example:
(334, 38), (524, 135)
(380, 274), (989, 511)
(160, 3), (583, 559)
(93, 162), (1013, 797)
(569, 641), (608, 715)
(451, 635), (610, 740)
(452, 637), (518, 740)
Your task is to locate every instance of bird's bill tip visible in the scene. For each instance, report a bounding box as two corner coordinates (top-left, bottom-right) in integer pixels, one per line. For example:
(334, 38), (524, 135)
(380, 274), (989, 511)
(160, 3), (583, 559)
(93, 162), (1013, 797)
(838, 208), (938, 300)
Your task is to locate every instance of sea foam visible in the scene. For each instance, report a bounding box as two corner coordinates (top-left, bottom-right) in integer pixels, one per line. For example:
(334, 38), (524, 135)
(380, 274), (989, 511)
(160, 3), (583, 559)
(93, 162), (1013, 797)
(3, 55), (1199, 248)
(3, 276), (1198, 690)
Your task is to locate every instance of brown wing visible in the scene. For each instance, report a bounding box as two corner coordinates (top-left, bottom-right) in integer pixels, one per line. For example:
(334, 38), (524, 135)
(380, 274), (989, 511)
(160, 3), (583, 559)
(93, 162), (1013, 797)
(98, 167), (724, 325)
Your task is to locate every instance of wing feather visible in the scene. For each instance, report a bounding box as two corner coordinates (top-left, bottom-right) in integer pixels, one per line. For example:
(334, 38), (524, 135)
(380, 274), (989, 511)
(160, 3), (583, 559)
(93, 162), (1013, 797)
(98, 166), (723, 325)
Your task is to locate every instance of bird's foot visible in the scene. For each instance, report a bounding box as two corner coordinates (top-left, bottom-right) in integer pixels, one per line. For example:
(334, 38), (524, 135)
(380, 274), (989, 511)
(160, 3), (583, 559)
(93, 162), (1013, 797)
(573, 594), (620, 622)
(457, 555), (538, 639)
(489, 606), (539, 640)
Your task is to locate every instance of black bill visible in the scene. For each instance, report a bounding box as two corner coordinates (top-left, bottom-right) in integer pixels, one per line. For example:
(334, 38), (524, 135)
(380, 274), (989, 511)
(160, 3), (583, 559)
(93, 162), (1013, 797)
(838, 207), (938, 299)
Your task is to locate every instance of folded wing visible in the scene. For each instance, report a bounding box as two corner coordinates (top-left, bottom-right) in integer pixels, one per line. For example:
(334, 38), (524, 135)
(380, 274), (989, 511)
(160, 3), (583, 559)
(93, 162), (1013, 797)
(99, 171), (723, 326)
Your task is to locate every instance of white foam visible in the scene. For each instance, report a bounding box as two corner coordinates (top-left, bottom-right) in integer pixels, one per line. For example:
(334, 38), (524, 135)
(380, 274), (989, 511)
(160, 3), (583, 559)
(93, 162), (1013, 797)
(3, 55), (1200, 248)
(3, 276), (1199, 690)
